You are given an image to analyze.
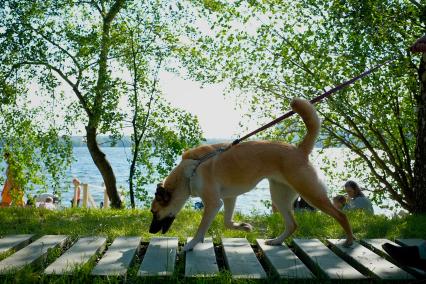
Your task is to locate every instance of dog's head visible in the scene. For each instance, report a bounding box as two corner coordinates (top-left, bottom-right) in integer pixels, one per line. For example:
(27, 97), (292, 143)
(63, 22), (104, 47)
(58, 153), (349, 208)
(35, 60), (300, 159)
(149, 184), (175, 234)
(149, 159), (197, 234)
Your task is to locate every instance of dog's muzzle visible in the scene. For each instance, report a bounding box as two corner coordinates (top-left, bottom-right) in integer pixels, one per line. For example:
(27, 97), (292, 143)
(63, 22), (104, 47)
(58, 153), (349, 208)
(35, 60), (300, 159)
(149, 216), (175, 234)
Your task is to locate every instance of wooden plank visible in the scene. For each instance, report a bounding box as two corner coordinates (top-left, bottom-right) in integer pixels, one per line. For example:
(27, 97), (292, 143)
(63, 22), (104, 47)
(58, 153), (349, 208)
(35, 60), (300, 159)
(222, 238), (266, 279)
(0, 235), (68, 274)
(138, 237), (178, 277)
(257, 239), (314, 279)
(293, 239), (365, 279)
(0, 235), (34, 254)
(361, 239), (426, 278)
(91, 236), (141, 276)
(396, 239), (425, 247)
(328, 239), (414, 280)
(185, 237), (218, 277)
(44, 236), (106, 275)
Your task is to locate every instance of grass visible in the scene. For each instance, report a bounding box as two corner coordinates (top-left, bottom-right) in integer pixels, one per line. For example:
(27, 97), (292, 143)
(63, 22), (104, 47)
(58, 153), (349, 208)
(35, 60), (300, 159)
(0, 207), (425, 283)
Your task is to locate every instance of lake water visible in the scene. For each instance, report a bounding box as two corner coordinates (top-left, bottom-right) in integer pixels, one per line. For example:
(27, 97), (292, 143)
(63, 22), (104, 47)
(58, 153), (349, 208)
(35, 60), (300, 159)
(3, 147), (394, 216)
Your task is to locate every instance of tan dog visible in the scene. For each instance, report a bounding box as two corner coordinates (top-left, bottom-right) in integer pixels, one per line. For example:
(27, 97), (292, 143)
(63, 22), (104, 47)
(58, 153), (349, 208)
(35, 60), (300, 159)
(149, 98), (354, 251)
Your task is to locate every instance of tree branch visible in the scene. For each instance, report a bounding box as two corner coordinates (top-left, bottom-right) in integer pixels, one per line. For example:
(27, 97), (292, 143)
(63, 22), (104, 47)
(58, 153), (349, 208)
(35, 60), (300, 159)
(24, 23), (83, 84)
(323, 124), (409, 209)
(104, 0), (126, 24)
(11, 61), (91, 116)
(407, 0), (422, 8)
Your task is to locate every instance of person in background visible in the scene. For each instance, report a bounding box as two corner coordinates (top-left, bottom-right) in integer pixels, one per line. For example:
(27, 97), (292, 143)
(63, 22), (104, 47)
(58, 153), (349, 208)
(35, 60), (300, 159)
(272, 197), (316, 213)
(344, 180), (374, 214)
(382, 241), (426, 271)
(38, 196), (56, 210)
(71, 178), (81, 207)
(194, 201), (204, 210)
(1, 152), (24, 207)
(332, 195), (347, 210)
(294, 196), (316, 211)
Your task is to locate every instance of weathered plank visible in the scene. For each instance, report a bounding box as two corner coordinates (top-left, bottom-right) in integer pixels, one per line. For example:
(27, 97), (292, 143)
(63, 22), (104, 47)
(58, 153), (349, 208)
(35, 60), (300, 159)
(0, 235), (34, 254)
(256, 239), (314, 279)
(91, 236), (141, 276)
(396, 239), (425, 247)
(185, 237), (218, 277)
(360, 239), (401, 257)
(44, 236), (106, 275)
(293, 238), (365, 279)
(0, 235), (68, 274)
(222, 238), (266, 279)
(328, 239), (414, 280)
(138, 237), (178, 277)
(361, 239), (426, 278)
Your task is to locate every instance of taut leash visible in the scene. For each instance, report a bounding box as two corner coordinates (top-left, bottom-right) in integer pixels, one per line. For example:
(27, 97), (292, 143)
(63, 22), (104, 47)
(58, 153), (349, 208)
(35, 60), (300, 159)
(189, 57), (397, 181)
(232, 57), (396, 146)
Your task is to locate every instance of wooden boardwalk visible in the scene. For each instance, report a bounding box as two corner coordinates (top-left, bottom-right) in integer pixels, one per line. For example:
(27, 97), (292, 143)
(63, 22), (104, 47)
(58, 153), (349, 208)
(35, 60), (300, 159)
(0, 234), (424, 280)
(0, 235), (33, 255)
(185, 237), (218, 277)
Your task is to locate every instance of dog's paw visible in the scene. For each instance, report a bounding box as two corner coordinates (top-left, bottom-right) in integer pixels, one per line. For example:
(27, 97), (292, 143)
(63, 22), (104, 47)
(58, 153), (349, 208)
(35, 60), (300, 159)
(239, 222), (253, 232)
(343, 239), (354, 248)
(265, 238), (283, 246)
(183, 242), (195, 252)
(183, 238), (203, 252)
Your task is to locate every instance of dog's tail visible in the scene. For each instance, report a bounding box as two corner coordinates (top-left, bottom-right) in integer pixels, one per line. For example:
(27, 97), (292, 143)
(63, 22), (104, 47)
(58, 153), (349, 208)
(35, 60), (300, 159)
(290, 98), (321, 156)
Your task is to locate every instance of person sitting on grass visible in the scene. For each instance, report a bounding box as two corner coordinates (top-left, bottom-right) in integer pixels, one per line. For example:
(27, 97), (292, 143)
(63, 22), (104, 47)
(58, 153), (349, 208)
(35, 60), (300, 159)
(382, 241), (426, 271)
(344, 180), (374, 214)
(332, 195), (347, 210)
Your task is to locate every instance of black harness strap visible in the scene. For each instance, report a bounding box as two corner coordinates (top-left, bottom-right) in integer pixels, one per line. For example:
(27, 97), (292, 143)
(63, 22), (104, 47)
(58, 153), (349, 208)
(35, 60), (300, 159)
(190, 146), (230, 178)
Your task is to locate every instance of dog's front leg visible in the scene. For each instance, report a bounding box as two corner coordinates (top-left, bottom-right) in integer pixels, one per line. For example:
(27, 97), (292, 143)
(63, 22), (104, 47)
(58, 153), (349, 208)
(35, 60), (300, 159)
(183, 199), (223, 251)
(223, 197), (253, 231)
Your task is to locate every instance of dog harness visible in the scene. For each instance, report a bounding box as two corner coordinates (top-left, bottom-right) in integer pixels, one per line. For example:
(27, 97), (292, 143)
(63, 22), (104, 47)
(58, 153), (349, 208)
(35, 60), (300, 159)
(188, 146), (230, 197)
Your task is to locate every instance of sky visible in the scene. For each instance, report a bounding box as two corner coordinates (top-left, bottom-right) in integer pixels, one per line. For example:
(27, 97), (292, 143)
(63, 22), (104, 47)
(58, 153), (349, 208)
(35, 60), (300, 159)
(26, 69), (257, 139)
(159, 71), (252, 139)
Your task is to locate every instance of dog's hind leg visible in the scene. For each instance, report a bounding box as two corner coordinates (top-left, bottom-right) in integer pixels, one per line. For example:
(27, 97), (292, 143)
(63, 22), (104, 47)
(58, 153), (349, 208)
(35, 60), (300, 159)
(304, 193), (354, 247)
(223, 197), (253, 232)
(265, 179), (299, 245)
(287, 169), (354, 247)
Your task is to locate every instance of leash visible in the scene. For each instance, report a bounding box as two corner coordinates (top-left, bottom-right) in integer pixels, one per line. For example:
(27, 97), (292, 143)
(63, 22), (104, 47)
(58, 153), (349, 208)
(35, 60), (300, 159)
(232, 57), (397, 146)
(188, 57), (397, 185)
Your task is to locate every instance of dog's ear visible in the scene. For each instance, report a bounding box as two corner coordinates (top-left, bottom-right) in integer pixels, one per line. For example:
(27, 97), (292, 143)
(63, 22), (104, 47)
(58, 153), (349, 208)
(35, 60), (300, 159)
(182, 159), (198, 178)
(155, 184), (171, 206)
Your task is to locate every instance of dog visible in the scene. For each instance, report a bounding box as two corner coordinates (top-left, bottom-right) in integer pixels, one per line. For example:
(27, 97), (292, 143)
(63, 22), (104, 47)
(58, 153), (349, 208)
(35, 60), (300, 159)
(149, 98), (354, 251)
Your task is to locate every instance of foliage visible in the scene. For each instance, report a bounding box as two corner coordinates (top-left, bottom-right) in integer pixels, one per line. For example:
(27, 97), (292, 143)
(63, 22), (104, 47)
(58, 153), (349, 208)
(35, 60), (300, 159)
(0, 90), (73, 200)
(0, 0), (130, 207)
(0, 1), (208, 208)
(181, 0), (426, 212)
(118, 1), (204, 208)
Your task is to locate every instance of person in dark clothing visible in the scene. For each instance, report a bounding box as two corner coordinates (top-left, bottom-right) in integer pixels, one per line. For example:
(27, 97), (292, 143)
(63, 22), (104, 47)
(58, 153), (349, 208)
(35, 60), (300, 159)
(382, 241), (426, 271)
(293, 197), (316, 211)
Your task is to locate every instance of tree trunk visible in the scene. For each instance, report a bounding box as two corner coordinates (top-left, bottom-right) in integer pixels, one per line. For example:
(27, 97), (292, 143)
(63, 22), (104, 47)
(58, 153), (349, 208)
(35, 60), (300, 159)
(86, 124), (122, 208)
(129, 141), (138, 209)
(411, 52), (426, 213)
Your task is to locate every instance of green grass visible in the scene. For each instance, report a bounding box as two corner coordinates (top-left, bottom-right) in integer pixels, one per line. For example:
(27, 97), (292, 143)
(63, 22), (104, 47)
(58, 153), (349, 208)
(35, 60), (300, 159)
(0, 207), (425, 283)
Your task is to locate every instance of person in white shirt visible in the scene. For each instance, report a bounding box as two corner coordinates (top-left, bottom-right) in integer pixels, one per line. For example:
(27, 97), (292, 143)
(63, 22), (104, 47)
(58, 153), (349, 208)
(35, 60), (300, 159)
(38, 196), (56, 210)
